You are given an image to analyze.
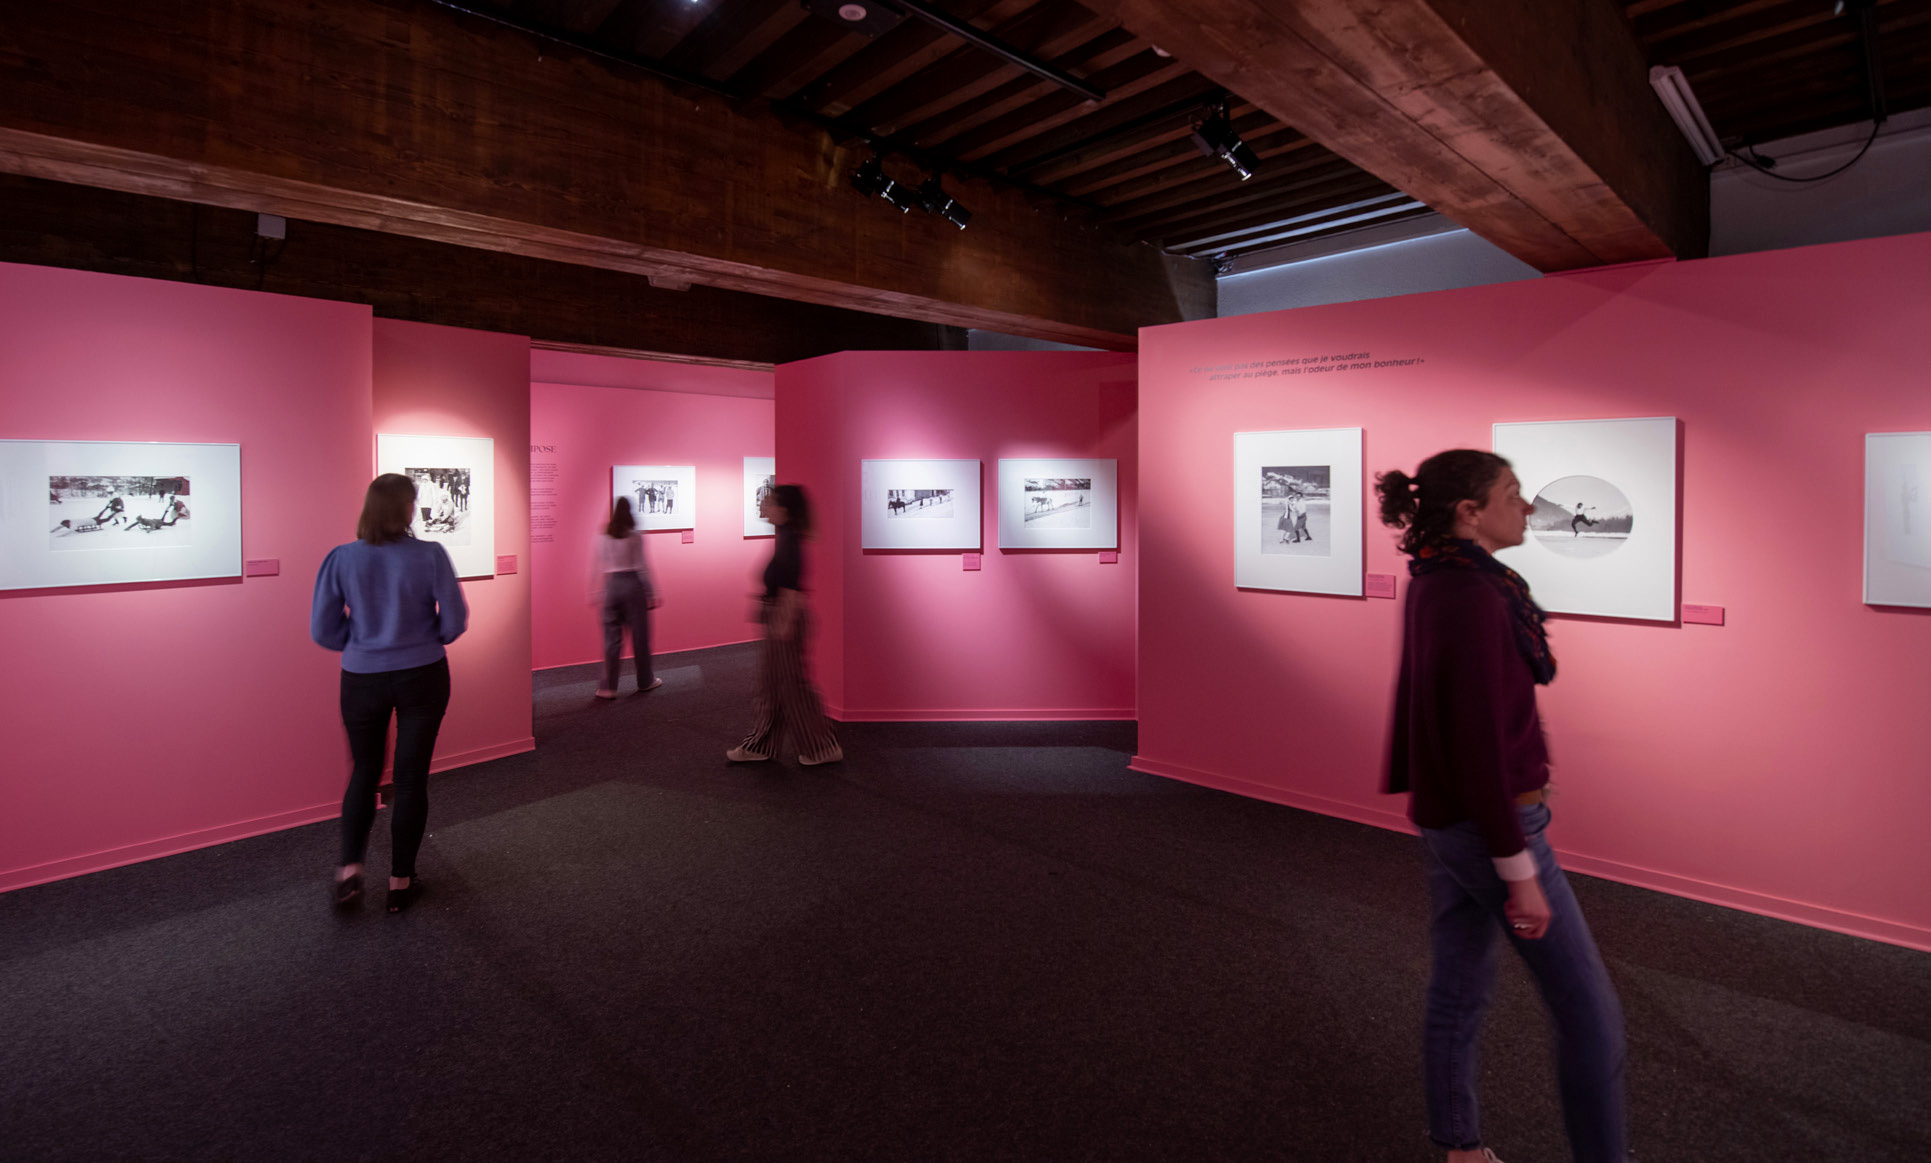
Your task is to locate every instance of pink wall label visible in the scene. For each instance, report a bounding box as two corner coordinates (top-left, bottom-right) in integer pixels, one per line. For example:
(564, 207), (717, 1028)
(963, 553), (981, 571)
(495, 555), (518, 575)
(681, 530), (694, 544)
(1365, 573), (1397, 599)
(244, 559), (279, 577)
(1099, 550), (1119, 564)
(1682, 603), (1725, 625)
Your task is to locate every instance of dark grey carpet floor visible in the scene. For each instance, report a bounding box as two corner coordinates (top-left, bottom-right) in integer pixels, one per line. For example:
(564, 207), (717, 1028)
(2, 641), (1926, 1162)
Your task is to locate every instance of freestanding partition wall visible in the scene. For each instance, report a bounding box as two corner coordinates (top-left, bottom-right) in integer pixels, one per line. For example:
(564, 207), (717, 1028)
(1133, 234), (1931, 950)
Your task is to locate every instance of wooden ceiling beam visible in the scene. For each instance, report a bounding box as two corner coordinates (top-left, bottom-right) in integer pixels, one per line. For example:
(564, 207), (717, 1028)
(1100, 140), (1349, 221)
(1044, 109), (1290, 193)
(892, 29), (1137, 146)
(0, 0), (1213, 349)
(978, 73), (1223, 174)
(947, 57), (1194, 161)
(1131, 170), (1397, 242)
(0, 172), (960, 365)
(1079, 0), (1710, 270)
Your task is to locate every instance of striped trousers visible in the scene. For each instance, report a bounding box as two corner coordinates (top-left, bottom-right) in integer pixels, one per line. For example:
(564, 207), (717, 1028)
(738, 612), (838, 760)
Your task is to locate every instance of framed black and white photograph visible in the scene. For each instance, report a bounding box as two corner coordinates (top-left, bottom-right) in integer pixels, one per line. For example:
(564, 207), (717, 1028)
(744, 456), (775, 537)
(996, 457), (1118, 549)
(1493, 417), (1677, 621)
(860, 458), (981, 550)
(613, 464), (696, 533)
(1234, 428), (1362, 595)
(377, 433), (495, 579)
(1260, 465), (1331, 558)
(403, 467), (474, 545)
(2, 440), (241, 591)
(1865, 431), (1931, 608)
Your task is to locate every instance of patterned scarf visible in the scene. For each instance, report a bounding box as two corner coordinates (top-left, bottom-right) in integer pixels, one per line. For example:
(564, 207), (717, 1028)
(1409, 538), (1556, 685)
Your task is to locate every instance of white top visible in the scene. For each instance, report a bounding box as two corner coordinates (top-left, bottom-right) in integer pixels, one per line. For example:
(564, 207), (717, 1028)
(595, 531), (645, 574)
(590, 531), (651, 604)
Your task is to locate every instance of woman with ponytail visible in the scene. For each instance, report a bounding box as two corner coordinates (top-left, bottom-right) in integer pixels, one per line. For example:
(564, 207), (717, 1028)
(1376, 450), (1626, 1163)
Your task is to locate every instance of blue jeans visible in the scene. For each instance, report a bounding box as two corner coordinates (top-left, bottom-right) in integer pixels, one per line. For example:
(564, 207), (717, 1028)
(1420, 803), (1627, 1162)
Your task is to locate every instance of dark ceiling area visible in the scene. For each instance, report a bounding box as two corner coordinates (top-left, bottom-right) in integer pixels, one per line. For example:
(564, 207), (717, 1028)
(453, 0), (1929, 266)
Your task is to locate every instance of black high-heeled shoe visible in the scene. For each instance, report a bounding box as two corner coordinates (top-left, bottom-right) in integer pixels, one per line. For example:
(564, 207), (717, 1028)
(333, 873), (363, 909)
(386, 878), (422, 914)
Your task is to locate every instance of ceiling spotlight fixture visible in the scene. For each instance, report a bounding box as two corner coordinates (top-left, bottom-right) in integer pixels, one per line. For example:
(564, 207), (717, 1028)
(1190, 103), (1259, 181)
(851, 155), (918, 213)
(917, 176), (973, 230)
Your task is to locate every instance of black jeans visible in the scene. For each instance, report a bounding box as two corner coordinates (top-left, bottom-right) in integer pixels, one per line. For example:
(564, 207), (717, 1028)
(339, 657), (450, 877)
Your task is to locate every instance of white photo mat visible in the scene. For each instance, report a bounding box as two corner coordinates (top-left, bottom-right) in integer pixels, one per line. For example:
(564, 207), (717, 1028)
(1493, 417), (1677, 622)
(860, 459), (982, 550)
(744, 456), (775, 537)
(614, 464), (696, 532)
(1233, 428), (1362, 596)
(376, 433), (496, 579)
(1, 439), (241, 591)
(1865, 431), (1931, 608)
(997, 457), (1118, 549)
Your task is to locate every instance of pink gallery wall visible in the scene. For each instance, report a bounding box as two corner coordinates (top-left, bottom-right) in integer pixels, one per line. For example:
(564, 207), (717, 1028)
(775, 351), (1139, 720)
(1134, 232), (1931, 950)
(0, 263), (374, 891)
(529, 376), (775, 668)
(372, 319), (534, 769)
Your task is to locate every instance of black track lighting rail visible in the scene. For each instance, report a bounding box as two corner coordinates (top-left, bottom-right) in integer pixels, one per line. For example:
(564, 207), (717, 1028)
(422, 0), (740, 99)
(886, 0), (1106, 103)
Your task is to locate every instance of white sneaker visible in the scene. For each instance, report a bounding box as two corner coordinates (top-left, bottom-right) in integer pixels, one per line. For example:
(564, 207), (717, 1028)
(725, 746), (770, 762)
(642, 677), (663, 692)
(594, 689), (617, 700)
(798, 745), (843, 766)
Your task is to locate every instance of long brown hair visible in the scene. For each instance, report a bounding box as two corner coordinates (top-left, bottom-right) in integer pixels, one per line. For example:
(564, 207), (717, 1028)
(607, 495), (636, 537)
(1374, 450), (1511, 557)
(356, 473), (418, 544)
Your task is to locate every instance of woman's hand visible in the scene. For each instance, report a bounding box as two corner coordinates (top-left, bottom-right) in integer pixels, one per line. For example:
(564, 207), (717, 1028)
(1504, 876), (1552, 940)
(648, 594), (663, 610)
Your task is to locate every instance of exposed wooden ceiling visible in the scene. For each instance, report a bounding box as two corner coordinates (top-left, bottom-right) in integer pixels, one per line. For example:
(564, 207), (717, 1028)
(0, 1), (1920, 355)
(456, 0), (1927, 266)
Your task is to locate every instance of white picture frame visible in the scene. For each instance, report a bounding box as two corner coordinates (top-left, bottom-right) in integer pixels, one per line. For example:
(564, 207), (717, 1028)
(1493, 417), (1678, 622)
(614, 464), (696, 533)
(860, 459), (981, 550)
(744, 456), (775, 538)
(376, 433), (496, 579)
(997, 458), (1118, 549)
(1865, 431), (1931, 608)
(1233, 428), (1363, 596)
(2, 439), (242, 591)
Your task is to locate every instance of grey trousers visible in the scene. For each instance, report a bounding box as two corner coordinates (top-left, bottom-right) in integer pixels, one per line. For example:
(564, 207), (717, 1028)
(600, 570), (654, 692)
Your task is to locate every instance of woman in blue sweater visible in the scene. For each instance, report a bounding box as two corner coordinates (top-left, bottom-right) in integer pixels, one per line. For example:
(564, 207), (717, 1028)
(1377, 450), (1625, 1163)
(311, 473), (468, 913)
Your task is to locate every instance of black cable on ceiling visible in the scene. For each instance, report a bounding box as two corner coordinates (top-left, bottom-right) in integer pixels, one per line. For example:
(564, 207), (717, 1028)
(1731, 119), (1883, 183)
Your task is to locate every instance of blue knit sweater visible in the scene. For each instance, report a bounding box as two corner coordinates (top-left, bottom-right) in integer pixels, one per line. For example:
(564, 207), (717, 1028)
(310, 537), (468, 673)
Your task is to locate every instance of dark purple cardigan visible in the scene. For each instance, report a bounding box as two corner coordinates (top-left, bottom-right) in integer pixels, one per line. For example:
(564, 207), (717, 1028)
(1385, 567), (1551, 860)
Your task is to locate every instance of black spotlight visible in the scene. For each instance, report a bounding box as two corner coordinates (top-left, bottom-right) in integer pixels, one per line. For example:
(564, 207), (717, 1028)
(1191, 105), (1259, 181)
(917, 176), (972, 230)
(850, 156), (889, 198)
(851, 155), (919, 213)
